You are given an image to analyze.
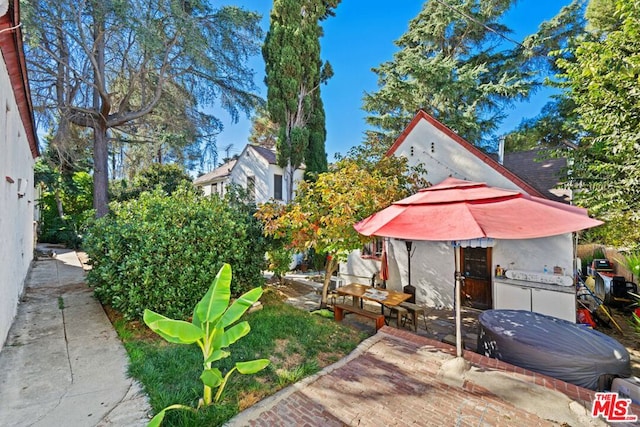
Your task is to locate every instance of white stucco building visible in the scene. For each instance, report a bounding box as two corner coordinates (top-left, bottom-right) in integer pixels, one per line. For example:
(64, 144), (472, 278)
(1, 0), (40, 349)
(194, 144), (304, 204)
(344, 111), (581, 322)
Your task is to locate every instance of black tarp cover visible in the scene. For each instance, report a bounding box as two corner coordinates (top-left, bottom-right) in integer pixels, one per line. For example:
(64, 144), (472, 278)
(477, 310), (631, 391)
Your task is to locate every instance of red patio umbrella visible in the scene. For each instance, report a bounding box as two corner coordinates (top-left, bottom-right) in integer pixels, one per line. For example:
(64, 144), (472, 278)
(354, 178), (603, 357)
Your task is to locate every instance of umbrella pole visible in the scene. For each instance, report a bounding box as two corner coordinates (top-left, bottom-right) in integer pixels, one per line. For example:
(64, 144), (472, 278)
(454, 245), (463, 357)
(406, 241), (412, 287)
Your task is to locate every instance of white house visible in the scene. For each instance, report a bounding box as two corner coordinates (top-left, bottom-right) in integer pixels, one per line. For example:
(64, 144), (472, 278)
(1, 0), (40, 349)
(344, 111), (579, 322)
(194, 144), (304, 204)
(194, 159), (236, 198)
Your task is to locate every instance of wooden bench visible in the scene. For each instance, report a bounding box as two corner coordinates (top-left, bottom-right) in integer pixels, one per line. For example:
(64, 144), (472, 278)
(333, 303), (386, 331)
(398, 302), (429, 332)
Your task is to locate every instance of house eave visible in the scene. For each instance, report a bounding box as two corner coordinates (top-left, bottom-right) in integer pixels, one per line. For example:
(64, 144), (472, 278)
(0, 0), (39, 158)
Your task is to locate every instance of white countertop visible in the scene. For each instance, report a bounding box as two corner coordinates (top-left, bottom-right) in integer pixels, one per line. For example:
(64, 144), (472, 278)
(494, 277), (575, 294)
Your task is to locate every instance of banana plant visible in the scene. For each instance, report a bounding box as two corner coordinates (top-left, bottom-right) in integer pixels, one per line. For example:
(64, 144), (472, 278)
(143, 263), (270, 427)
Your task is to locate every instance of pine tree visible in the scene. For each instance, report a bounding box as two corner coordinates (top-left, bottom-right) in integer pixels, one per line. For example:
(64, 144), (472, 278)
(363, 0), (583, 151)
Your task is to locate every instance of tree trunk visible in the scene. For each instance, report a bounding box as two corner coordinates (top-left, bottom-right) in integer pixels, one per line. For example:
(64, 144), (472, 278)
(319, 256), (339, 309)
(93, 126), (110, 218)
(92, 7), (109, 218)
(285, 161), (295, 203)
(54, 187), (65, 218)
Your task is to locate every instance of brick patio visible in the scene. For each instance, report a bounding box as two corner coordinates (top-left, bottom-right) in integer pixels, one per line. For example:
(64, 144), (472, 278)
(228, 326), (639, 426)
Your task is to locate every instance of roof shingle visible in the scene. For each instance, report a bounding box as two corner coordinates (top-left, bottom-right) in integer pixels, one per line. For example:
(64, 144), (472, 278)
(193, 159), (236, 185)
(502, 149), (568, 203)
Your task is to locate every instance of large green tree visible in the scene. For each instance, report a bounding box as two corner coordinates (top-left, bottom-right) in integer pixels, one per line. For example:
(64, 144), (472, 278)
(363, 0), (584, 150)
(108, 79), (218, 180)
(109, 163), (194, 202)
(24, 0), (263, 217)
(557, 0), (640, 247)
(263, 0), (339, 201)
(305, 93), (329, 179)
(502, 96), (580, 152)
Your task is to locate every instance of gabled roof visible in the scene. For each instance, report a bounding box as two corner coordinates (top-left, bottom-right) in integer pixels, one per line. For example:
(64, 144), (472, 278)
(193, 159), (236, 186)
(194, 144), (304, 187)
(386, 110), (544, 198)
(249, 144), (277, 164)
(502, 149), (568, 203)
(0, 0), (39, 158)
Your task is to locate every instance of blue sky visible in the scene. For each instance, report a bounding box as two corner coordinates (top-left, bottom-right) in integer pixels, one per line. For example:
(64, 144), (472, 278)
(212, 1), (574, 165)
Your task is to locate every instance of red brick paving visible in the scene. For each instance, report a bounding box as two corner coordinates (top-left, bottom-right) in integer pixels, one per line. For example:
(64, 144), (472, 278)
(236, 326), (639, 426)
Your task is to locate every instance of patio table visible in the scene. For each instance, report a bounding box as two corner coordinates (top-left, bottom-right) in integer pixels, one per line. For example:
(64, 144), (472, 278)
(337, 283), (412, 326)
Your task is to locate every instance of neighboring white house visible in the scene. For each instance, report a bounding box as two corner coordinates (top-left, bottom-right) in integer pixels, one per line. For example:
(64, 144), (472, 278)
(194, 144), (304, 204)
(344, 110), (578, 322)
(194, 159), (236, 198)
(0, 0), (40, 349)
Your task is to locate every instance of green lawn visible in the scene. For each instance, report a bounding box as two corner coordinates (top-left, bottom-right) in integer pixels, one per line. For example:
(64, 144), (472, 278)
(112, 288), (368, 426)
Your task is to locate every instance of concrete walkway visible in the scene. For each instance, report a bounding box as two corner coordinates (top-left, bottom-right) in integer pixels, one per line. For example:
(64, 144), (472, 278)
(0, 245), (150, 427)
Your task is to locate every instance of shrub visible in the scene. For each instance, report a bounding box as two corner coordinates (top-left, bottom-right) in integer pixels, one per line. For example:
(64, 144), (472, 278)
(624, 252), (640, 280)
(83, 187), (267, 320)
(265, 246), (294, 283)
(36, 163), (94, 248)
(110, 163), (195, 202)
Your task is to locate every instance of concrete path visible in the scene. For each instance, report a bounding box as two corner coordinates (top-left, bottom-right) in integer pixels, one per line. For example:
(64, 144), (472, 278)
(0, 245), (150, 427)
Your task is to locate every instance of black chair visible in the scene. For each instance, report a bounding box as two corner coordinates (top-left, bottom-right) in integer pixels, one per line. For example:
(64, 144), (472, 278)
(609, 276), (638, 308)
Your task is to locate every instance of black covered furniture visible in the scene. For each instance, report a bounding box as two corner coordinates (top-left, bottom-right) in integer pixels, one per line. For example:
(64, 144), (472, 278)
(477, 309), (631, 391)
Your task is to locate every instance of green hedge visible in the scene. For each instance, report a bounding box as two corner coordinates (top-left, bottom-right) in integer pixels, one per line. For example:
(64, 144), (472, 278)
(37, 169), (94, 248)
(83, 188), (267, 320)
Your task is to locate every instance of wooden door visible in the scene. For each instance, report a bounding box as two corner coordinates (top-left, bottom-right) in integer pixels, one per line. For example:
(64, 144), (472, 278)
(460, 247), (492, 309)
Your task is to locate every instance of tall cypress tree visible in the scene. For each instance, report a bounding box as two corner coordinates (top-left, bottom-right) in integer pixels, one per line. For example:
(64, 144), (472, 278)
(305, 91), (329, 179)
(263, 0), (339, 201)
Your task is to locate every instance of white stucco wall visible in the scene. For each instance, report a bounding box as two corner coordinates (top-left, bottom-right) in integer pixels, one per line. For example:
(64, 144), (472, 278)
(199, 178), (229, 197)
(266, 163), (304, 202)
(394, 119), (525, 191)
(0, 50), (36, 348)
(232, 148), (269, 203)
(492, 234), (574, 280)
(342, 234), (574, 309)
(231, 147), (303, 204)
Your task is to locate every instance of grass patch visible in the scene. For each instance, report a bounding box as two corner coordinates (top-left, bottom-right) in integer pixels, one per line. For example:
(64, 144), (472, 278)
(114, 288), (367, 426)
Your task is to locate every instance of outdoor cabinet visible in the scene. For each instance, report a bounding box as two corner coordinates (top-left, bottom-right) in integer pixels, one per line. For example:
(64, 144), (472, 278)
(494, 281), (576, 323)
(494, 283), (530, 311)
